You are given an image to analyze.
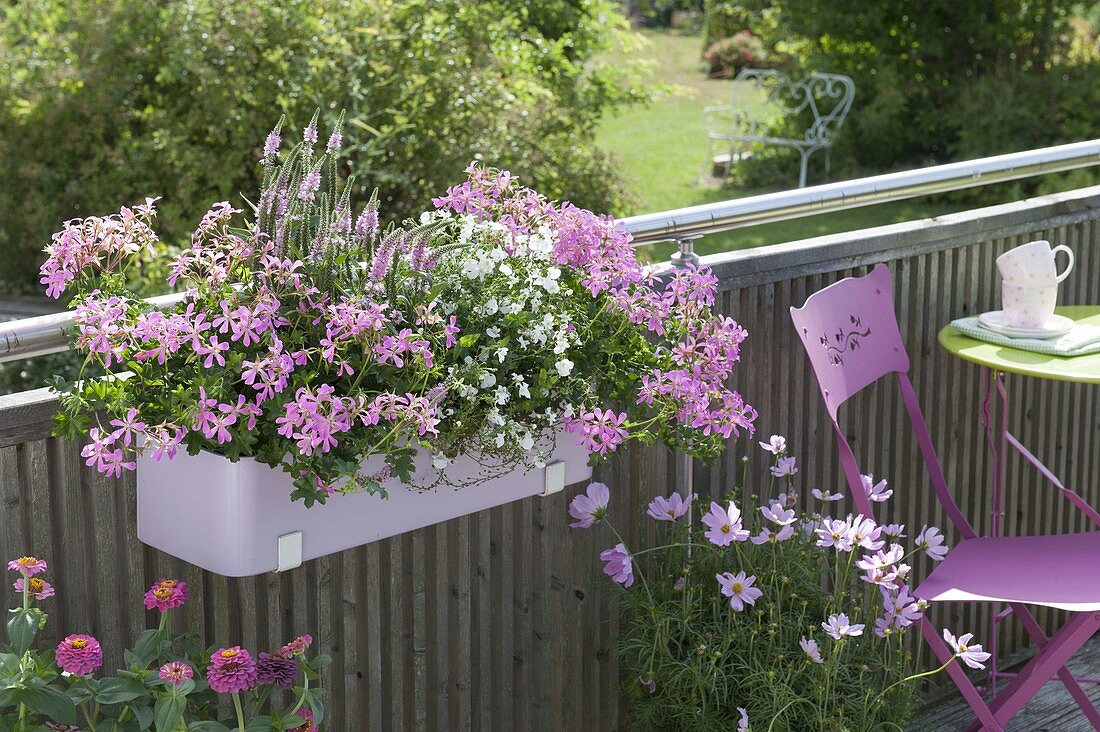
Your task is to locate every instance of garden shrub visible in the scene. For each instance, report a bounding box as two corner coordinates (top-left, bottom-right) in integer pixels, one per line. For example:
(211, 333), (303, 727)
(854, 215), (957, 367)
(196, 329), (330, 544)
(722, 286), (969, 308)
(702, 31), (772, 77)
(0, 0), (640, 295)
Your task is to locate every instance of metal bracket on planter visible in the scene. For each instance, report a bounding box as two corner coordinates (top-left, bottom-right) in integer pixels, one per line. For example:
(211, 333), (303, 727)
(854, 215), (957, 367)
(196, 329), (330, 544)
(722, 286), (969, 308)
(276, 531), (303, 573)
(540, 460), (567, 497)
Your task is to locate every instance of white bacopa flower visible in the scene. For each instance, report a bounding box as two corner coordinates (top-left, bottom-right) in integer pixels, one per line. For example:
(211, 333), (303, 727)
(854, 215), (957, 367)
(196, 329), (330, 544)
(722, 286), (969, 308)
(432, 454), (449, 469)
(519, 433), (535, 451)
(494, 385), (510, 405)
(461, 260), (480, 279)
(555, 358), (574, 377)
(486, 326), (501, 338)
(495, 347), (508, 363)
(483, 298), (499, 315)
(480, 372), (497, 389)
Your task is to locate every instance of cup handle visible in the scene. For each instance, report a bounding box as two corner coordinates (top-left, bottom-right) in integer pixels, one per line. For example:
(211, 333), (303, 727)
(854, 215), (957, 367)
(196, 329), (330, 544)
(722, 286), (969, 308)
(1053, 245), (1075, 283)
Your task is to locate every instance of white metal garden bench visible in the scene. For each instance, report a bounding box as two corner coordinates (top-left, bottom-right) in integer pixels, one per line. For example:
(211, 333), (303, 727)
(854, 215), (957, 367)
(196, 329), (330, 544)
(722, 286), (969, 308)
(706, 68), (855, 188)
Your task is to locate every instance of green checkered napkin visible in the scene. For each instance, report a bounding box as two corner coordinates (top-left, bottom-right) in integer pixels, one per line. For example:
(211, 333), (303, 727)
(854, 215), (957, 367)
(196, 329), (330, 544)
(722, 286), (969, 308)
(950, 317), (1100, 357)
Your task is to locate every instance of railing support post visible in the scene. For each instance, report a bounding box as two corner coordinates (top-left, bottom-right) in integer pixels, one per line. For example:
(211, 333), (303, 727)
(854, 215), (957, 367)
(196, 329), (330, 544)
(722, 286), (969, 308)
(670, 236), (701, 268)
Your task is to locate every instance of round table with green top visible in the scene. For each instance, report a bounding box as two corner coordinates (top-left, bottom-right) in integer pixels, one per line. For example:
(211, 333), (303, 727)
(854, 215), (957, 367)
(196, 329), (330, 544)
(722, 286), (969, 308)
(939, 305), (1100, 692)
(938, 305), (1100, 384)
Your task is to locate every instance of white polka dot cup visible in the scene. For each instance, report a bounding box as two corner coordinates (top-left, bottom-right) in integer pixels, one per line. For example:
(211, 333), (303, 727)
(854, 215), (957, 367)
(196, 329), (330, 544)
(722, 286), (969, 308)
(1002, 282), (1058, 329)
(996, 240), (1074, 285)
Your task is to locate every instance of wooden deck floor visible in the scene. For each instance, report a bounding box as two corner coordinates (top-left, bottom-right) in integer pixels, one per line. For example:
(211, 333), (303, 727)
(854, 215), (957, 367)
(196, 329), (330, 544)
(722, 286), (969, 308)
(911, 637), (1100, 731)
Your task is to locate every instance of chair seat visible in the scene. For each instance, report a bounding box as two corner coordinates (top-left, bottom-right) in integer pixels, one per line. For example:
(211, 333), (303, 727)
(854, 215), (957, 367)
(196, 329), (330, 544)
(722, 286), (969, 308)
(915, 532), (1100, 611)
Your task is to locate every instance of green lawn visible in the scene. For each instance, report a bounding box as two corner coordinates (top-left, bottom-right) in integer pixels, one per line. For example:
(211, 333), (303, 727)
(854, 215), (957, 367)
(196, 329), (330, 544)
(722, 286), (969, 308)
(595, 29), (1086, 261)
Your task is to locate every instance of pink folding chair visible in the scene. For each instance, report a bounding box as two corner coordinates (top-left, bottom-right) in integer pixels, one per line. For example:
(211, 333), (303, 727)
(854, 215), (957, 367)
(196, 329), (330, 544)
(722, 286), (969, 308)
(790, 263), (1100, 731)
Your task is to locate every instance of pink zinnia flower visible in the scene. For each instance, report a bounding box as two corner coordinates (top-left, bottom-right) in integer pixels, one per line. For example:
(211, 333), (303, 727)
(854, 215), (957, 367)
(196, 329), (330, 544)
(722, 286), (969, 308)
(800, 636), (823, 663)
(822, 613), (864, 640)
(759, 434), (786, 455)
(917, 525), (949, 561)
(702, 501), (749, 547)
(943, 629), (991, 670)
(291, 708), (318, 732)
(716, 571), (762, 611)
(144, 578), (188, 612)
(206, 647), (258, 694)
(8, 556), (47, 576)
(14, 576), (54, 600)
(599, 543), (634, 587)
(56, 634), (103, 676)
(280, 634), (313, 657)
(646, 492), (692, 521)
(159, 661), (194, 686)
(568, 482), (610, 529)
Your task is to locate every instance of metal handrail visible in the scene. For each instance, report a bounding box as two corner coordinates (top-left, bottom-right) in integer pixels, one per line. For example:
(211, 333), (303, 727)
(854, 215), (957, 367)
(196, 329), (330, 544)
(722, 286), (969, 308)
(2, 140), (1100, 363)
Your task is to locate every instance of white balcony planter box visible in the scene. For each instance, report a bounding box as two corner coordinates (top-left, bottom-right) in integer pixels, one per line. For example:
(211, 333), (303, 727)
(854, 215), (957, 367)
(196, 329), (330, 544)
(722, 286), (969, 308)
(136, 431), (591, 577)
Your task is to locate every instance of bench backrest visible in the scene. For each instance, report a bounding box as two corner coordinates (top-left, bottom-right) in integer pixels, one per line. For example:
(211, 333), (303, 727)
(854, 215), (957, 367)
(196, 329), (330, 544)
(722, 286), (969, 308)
(734, 68), (856, 146)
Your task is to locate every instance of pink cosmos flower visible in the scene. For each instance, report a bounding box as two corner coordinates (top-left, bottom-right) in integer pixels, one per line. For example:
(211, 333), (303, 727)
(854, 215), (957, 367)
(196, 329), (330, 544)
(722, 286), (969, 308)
(750, 524), (794, 545)
(881, 523), (906, 539)
(568, 482), (611, 529)
(56, 634), (104, 676)
(848, 515), (884, 551)
(800, 636), (823, 663)
(811, 487), (843, 503)
(7, 556), (47, 576)
(646, 492), (692, 521)
(701, 501), (749, 547)
(862, 473), (893, 503)
(943, 629), (991, 670)
(144, 579), (188, 612)
(770, 456), (798, 477)
(159, 661), (194, 686)
(822, 613), (864, 640)
(716, 571), (762, 611)
(815, 518), (854, 552)
(639, 676), (657, 694)
(759, 435), (786, 455)
(737, 707), (749, 732)
(206, 647), (258, 694)
(14, 577), (54, 600)
(917, 525), (949, 561)
(599, 544), (634, 587)
(760, 501), (796, 526)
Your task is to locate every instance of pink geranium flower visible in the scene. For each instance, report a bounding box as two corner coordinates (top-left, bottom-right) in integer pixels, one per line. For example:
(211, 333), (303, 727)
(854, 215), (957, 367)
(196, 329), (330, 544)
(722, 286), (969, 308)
(646, 492), (692, 521)
(56, 634), (104, 676)
(599, 543), (634, 587)
(7, 556), (47, 576)
(716, 571), (762, 611)
(14, 576), (54, 600)
(568, 482), (611, 529)
(701, 501), (749, 546)
(206, 647), (258, 694)
(144, 579), (188, 612)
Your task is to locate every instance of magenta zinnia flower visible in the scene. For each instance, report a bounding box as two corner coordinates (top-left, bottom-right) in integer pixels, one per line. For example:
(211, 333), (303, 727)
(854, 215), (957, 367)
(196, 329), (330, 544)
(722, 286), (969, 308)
(291, 708), (318, 732)
(599, 543), (634, 587)
(14, 576), (54, 600)
(256, 651), (299, 689)
(206, 647), (258, 693)
(8, 556), (47, 576)
(568, 482), (610, 529)
(56, 634), (103, 676)
(159, 661), (194, 686)
(144, 579), (188, 612)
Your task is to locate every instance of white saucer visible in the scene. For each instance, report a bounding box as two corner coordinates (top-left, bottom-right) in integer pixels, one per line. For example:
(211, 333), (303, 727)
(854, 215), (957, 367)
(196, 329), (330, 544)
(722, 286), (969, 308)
(978, 311), (1074, 339)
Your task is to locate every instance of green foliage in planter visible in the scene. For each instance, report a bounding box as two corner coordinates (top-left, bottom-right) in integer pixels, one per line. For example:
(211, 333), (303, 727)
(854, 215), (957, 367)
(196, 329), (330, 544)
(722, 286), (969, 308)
(0, 0), (642, 294)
